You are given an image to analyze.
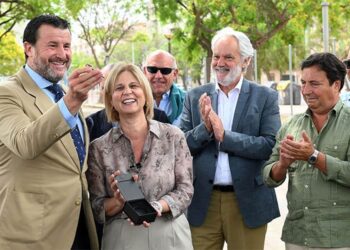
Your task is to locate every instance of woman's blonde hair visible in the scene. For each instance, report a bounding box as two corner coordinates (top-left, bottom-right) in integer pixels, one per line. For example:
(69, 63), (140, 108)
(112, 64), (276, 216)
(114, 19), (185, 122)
(104, 62), (154, 122)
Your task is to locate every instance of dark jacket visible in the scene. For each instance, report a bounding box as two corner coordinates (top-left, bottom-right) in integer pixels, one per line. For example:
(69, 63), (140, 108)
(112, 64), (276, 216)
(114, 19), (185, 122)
(180, 79), (281, 228)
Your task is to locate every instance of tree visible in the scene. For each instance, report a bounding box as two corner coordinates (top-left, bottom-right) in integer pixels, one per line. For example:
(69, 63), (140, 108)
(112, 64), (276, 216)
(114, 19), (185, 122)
(76, 0), (146, 69)
(0, 0), (19, 40)
(0, 30), (24, 75)
(152, 0), (304, 81)
(152, 0), (350, 83)
(70, 51), (96, 70)
(111, 31), (151, 67)
(170, 29), (205, 88)
(0, 0), (87, 41)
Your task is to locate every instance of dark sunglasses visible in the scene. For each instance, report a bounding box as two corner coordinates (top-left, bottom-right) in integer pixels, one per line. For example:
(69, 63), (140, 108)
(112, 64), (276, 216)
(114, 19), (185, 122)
(344, 59), (350, 69)
(146, 66), (173, 75)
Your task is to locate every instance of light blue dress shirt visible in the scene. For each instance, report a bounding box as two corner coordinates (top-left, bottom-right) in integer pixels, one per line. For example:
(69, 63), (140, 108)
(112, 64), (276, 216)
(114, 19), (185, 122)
(25, 65), (84, 140)
(154, 89), (182, 126)
(154, 89), (172, 114)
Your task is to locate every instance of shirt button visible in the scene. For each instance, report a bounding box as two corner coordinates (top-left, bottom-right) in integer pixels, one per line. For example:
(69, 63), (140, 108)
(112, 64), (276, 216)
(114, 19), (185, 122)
(75, 200), (81, 206)
(304, 206), (308, 210)
(305, 185), (309, 188)
(333, 202), (337, 206)
(334, 146), (338, 150)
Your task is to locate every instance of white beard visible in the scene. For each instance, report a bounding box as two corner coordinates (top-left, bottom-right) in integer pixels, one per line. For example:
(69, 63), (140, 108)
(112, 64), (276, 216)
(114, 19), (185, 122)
(213, 65), (242, 87)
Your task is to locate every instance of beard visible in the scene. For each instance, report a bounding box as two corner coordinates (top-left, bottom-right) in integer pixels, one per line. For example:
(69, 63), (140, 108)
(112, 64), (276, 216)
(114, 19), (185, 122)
(32, 54), (70, 83)
(213, 65), (242, 87)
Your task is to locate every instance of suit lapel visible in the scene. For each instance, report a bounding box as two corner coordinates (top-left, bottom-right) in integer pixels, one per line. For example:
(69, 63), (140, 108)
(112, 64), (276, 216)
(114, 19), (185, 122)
(18, 68), (81, 172)
(81, 111), (89, 172)
(18, 68), (54, 114)
(231, 80), (250, 131)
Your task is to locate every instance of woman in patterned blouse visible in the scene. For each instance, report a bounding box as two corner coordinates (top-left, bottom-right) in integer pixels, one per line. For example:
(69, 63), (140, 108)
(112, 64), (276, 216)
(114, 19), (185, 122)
(87, 62), (194, 250)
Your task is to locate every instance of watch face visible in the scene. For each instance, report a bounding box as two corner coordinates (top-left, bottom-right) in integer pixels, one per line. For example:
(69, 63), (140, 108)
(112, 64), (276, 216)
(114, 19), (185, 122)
(308, 150), (319, 164)
(308, 156), (317, 164)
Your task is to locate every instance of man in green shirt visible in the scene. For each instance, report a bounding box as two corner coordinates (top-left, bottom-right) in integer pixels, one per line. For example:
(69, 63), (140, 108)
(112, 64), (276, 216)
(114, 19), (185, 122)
(263, 52), (350, 249)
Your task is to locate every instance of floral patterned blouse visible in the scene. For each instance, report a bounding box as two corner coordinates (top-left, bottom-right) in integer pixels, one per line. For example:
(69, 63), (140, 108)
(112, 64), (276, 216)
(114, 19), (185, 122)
(87, 120), (193, 224)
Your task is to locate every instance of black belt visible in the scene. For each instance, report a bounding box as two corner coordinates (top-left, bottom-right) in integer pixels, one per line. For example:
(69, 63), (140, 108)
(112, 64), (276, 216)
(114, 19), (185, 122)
(213, 185), (234, 192)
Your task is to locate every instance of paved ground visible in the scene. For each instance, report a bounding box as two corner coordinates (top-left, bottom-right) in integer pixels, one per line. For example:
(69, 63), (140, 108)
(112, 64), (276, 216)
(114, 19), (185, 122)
(263, 181), (288, 250)
(82, 103), (308, 250)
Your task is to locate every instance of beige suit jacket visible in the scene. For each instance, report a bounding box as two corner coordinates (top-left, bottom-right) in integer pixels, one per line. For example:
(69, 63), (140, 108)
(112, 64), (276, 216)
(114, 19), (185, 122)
(0, 68), (98, 250)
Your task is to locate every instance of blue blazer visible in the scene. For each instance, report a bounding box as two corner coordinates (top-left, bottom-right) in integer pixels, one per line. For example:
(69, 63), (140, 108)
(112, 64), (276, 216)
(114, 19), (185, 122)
(180, 79), (281, 228)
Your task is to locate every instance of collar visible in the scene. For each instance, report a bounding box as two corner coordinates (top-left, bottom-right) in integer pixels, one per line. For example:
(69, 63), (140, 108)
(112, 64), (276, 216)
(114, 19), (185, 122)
(215, 75), (243, 94)
(24, 64), (56, 89)
(305, 99), (343, 117)
(161, 88), (171, 100)
(112, 120), (161, 143)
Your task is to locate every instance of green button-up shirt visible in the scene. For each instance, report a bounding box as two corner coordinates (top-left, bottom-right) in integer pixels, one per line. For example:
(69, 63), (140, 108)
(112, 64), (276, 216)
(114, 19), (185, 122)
(263, 100), (350, 248)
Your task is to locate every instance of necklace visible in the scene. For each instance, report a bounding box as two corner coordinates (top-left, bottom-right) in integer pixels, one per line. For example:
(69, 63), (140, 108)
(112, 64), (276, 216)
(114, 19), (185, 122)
(129, 162), (142, 174)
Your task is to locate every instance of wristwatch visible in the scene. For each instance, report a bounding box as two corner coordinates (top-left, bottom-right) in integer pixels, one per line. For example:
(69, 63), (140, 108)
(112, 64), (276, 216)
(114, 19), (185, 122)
(307, 149), (319, 165)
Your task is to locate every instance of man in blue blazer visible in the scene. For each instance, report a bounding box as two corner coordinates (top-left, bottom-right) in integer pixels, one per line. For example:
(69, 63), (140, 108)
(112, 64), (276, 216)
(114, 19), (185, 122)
(180, 27), (281, 250)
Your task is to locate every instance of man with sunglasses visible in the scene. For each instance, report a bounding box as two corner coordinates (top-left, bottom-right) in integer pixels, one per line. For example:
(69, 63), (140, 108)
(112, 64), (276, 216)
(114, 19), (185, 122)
(143, 50), (185, 126)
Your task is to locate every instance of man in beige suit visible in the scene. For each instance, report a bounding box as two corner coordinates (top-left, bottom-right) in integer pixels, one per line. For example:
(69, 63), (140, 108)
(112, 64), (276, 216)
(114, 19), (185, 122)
(0, 15), (103, 249)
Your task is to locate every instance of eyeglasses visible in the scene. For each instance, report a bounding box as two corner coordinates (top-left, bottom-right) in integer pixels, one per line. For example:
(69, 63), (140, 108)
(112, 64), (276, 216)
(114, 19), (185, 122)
(343, 59), (350, 69)
(146, 66), (173, 75)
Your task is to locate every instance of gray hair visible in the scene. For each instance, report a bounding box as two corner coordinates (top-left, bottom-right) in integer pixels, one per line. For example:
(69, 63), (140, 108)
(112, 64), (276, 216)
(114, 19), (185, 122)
(143, 49), (178, 69)
(211, 27), (254, 60)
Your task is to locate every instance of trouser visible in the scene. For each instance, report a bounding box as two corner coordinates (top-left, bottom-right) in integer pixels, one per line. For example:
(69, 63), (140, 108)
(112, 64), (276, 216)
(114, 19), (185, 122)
(72, 206), (91, 250)
(191, 190), (267, 250)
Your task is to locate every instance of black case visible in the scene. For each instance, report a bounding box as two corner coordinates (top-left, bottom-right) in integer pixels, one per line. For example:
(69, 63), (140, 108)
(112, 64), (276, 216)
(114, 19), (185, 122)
(115, 173), (157, 225)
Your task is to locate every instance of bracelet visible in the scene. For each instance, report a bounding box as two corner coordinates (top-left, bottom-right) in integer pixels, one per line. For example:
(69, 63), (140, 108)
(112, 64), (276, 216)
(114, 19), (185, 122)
(150, 201), (163, 214)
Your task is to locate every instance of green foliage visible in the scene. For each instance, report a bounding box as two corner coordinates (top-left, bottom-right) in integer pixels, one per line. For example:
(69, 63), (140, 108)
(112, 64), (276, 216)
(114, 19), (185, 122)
(0, 0), (89, 40)
(111, 31), (154, 67)
(64, 0), (90, 19)
(152, 0), (350, 83)
(0, 31), (24, 75)
(76, 0), (147, 68)
(70, 51), (95, 70)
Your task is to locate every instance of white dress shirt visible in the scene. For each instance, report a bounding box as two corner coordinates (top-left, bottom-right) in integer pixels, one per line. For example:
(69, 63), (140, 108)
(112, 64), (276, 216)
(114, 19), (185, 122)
(214, 76), (243, 185)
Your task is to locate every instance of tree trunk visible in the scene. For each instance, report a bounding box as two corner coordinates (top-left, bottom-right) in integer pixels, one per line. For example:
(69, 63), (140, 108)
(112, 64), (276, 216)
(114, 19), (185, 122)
(245, 63), (255, 82)
(205, 49), (212, 84)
